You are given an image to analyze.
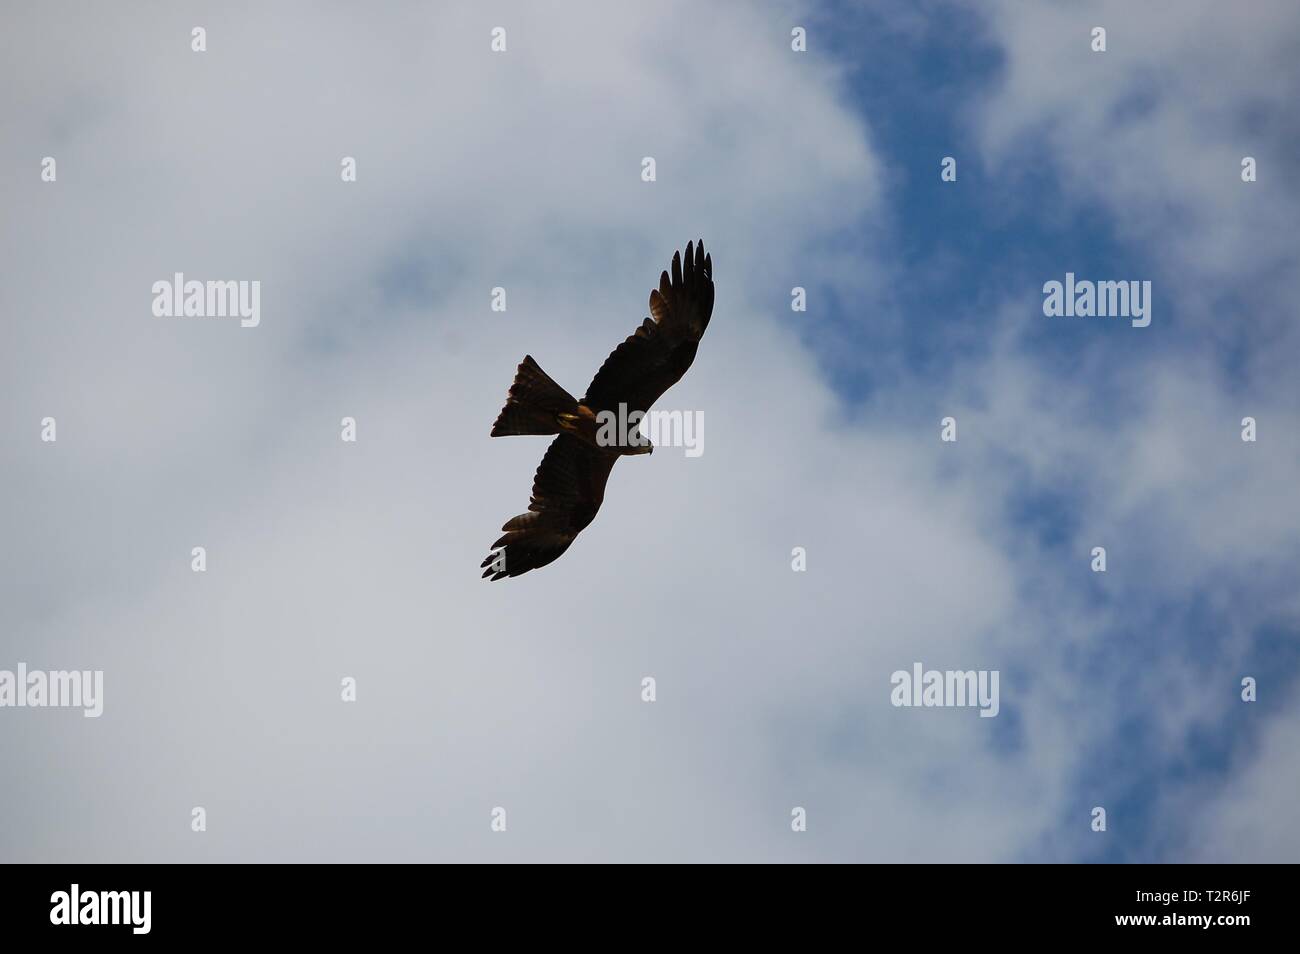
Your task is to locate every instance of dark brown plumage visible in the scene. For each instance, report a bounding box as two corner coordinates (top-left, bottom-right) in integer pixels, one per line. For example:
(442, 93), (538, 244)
(481, 240), (714, 580)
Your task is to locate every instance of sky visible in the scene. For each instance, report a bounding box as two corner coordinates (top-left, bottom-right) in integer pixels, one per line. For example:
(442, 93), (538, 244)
(1, 0), (1297, 862)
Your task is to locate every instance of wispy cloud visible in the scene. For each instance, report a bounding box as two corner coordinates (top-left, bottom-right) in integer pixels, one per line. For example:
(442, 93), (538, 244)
(1, 0), (1295, 862)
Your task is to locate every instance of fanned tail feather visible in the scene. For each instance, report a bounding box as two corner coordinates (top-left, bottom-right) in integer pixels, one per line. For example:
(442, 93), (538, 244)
(490, 355), (579, 437)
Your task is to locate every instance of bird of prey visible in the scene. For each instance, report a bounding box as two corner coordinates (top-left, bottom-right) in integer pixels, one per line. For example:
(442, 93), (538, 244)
(481, 240), (714, 580)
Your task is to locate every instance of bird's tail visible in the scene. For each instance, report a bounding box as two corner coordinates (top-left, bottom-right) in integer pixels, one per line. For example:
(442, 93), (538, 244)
(490, 355), (579, 437)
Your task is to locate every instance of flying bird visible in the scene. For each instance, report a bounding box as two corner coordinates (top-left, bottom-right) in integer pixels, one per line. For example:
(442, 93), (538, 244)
(481, 240), (714, 580)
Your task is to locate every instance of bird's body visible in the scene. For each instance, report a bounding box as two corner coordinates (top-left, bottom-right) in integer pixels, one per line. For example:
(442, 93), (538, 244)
(481, 240), (714, 580)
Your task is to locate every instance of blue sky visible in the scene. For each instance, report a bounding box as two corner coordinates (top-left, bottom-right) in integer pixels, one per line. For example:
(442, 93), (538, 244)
(801, 1), (1300, 861)
(1, 1), (1297, 862)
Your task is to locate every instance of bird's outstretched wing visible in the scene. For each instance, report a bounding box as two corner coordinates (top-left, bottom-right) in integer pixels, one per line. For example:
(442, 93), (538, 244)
(480, 434), (618, 581)
(581, 239), (714, 416)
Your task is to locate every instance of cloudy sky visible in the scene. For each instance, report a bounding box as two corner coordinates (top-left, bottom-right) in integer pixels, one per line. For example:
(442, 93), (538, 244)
(2, 1), (1297, 862)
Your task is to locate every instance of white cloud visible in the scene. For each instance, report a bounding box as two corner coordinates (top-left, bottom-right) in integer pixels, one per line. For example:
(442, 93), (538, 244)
(2, 0), (1294, 862)
(970, 0), (1300, 382)
(947, 0), (1300, 860)
(2, 0), (1046, 862)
